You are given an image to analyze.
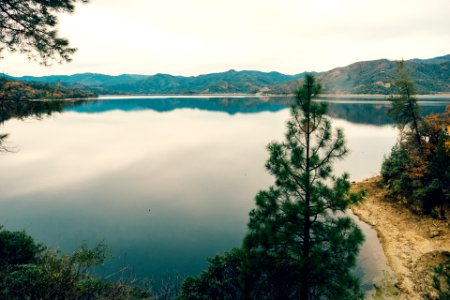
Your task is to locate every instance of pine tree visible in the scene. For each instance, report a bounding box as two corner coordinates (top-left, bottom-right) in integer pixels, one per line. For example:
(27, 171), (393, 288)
(241, 75), (364, 300)
(388, 59), (423, 152)
(382, 60), (449, 216)
(0, 0), (89, 64)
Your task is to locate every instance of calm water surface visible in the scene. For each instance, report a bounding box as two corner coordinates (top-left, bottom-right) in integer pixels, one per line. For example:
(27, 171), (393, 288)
(0, 97), (448, 289)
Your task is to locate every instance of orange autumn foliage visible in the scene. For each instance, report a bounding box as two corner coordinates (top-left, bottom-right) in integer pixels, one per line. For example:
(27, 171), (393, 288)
(402, 106), (450, 180)
(0, 78), (96, 100)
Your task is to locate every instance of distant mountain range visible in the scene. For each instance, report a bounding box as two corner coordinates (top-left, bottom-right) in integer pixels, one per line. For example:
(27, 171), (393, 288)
(2, 70), (307, 96)
(271, 54), (450, 94)
(2, 54), (449, 95)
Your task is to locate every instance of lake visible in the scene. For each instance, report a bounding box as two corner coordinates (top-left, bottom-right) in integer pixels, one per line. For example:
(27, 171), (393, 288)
(0, 96), (448, 291)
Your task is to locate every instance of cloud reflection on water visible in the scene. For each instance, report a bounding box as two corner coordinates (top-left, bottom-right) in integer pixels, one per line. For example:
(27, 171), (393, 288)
(0, 98), (446, 287)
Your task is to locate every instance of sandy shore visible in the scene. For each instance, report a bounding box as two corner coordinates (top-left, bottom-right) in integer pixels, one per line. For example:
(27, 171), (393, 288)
(351, 177), (450, 300)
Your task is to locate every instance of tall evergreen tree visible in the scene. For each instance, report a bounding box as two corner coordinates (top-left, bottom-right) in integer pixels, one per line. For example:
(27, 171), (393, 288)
(241, 75), (364, 300)
(382, 60), (449, 216)
(388, 59), (423, 152)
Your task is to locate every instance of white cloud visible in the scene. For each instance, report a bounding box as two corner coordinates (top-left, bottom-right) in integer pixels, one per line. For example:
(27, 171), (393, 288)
(1, 0), (449, 76)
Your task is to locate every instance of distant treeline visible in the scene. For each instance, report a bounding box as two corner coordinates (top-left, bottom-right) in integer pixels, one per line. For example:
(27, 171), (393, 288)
(0, 78), (97, 100)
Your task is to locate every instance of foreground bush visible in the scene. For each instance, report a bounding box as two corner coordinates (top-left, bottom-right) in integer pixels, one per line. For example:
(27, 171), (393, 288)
(382, 106), (450, 217)
(179, 248), (244, 300)
(433, 253), (450, 300)
(0, 226), (151, 300)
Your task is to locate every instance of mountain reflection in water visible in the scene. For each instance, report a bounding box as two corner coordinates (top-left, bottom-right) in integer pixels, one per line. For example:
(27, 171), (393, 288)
(0, 97), (448, 291)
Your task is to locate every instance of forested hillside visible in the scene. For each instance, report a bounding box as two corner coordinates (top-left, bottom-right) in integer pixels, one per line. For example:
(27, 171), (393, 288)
(6, 70), (307, 95)
(272, 55), (450, 94)
(3, 54), (449, 95)
(0, 78), (97, 100)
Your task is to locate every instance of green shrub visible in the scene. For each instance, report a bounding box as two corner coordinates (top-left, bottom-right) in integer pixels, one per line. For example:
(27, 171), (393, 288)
(179, 248), (244, 300)
(0, 226), (151, 300)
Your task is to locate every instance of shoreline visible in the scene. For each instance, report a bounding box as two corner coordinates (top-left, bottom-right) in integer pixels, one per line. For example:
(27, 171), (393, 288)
(351, 177), (450, 299)
(94, 94), (450, 100)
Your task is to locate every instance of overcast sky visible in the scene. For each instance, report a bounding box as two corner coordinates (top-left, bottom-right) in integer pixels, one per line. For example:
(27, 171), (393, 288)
(1, 0), (449, 77)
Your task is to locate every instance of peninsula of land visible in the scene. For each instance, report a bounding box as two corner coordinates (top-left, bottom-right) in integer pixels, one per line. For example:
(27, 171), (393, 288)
(352, 177), (450, 300)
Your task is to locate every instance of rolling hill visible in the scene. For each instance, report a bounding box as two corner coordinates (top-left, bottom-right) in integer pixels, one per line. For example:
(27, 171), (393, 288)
(4, 70), (307, 95)
(272, 55), (450, 94)
(0, 78), (97, 100)
(2, 54), (449, 95)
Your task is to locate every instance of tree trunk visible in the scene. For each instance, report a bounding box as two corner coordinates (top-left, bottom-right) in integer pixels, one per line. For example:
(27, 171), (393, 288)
(300, 84), (312, 300)
(405, 84), (423, 154)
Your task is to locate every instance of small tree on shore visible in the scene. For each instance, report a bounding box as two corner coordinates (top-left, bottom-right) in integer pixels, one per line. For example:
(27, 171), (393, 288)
(382, 60), (449, 217)
(388, 59), (423, 152)
(241, 74), (364, 299)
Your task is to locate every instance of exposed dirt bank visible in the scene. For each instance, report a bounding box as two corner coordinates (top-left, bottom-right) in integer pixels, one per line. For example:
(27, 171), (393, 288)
(351, 177), (450, 300)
